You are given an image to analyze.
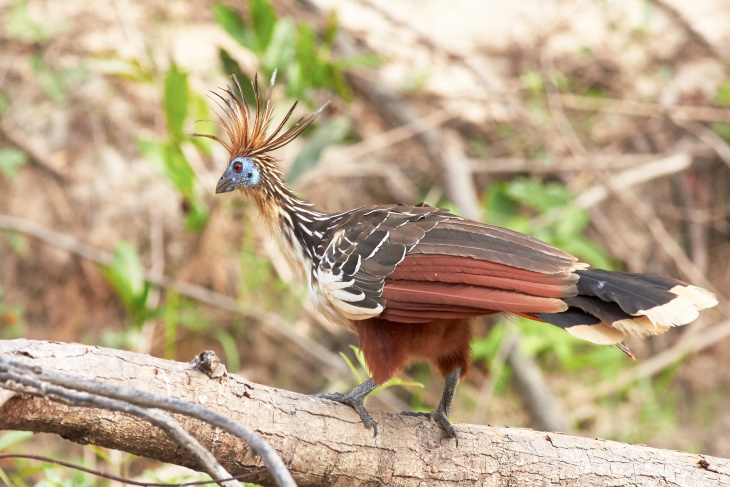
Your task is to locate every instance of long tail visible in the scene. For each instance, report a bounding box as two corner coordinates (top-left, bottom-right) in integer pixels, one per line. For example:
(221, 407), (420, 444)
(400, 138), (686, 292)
(534, 269), (717, 356)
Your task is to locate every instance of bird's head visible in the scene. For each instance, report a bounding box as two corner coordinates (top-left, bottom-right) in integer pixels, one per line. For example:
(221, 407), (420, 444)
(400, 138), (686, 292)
(215, 156), (261, 194)
(195, 72), (327, 199)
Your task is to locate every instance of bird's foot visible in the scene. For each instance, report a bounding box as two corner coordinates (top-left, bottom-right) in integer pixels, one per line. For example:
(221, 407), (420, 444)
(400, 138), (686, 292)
(400, 408), (458, 445)
(315, 390), (378, 437)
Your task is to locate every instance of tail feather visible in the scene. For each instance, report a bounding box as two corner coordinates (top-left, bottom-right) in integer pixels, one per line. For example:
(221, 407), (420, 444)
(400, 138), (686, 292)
(616, 272), (718, 310)
(575, 269), (714, 328)
(535, 269), (717, 355)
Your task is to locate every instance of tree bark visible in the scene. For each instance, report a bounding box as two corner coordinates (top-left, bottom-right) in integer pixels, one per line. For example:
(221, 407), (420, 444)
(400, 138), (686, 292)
(0, 339), (727, 486)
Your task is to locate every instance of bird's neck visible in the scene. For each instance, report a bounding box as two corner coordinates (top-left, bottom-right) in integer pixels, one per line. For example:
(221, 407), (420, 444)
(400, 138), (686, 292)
(252, 177), (329, 281)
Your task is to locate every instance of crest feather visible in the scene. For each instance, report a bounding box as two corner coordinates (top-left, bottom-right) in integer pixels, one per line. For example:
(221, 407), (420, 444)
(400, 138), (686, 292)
(194, 71), (329, 159)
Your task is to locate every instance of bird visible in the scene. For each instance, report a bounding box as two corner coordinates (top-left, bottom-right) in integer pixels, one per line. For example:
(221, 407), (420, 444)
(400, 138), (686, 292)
(197, 73), (718, 443)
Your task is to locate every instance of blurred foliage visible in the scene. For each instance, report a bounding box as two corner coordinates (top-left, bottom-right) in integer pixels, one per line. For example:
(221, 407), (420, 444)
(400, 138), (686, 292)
(6, 0), (88, 106)
(287, 116), (351, 182)
(712, 79), (730, 143)
(6, 0), (62, 43)
(471, 177), (628, 418)
(0, 148), (27, 182)
(483, 177), (614, 269)
(210, 0), (375, 188)
(29, 54), (89, 105)
(213, 0), (378, 101)
(102, 241), (150, 327)
(137, 64), (210, 232)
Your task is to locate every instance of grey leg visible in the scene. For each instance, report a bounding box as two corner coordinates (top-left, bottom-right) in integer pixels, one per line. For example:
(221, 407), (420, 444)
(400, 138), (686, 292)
(315, 378), (379, 437)
(401, 367), (461, 445)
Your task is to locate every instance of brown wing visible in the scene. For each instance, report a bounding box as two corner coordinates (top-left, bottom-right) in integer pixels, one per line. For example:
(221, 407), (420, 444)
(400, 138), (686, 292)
(379, 217), (586, 322)
(316, 203), (716, 351)
(317, 204), (581, 323)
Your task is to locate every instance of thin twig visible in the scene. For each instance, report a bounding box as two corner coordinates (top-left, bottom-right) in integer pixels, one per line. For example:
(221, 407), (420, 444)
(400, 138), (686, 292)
(0, 357), (296, 487)
(560, 93), (730, 123)
(336, 108), (456, 163)
(0, 367), (239, 487)
(0, 125), (66, 182)
(0, 454), (267, 487)
(673, 118), (730, 169)
(573, 153), (692, 209)
(469, 153), (677, 174)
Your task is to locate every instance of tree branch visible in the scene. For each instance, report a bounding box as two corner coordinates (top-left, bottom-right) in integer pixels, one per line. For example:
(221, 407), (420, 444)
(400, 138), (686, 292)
(1, 339), (728, 486)
(0, 355), (294, 487)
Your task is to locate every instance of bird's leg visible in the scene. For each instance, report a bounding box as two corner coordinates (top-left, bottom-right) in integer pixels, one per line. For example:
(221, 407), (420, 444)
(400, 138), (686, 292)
(314, 378), (379, 436)
(401, 367), (461, 445)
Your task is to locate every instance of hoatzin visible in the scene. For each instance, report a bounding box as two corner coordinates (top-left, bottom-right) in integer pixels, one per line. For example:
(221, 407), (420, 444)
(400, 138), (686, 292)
(199, 74), (718, 443)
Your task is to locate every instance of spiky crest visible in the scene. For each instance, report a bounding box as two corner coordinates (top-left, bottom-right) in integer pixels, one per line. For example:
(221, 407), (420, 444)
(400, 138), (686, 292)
(193, 71), (329, 162)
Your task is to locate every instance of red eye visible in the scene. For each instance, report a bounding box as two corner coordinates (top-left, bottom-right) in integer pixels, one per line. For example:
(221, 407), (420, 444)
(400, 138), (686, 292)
(232, 161), (243, 173)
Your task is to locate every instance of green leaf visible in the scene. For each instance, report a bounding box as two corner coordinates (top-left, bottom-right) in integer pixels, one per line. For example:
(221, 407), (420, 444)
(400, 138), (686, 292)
(218, 49), (255, 101)
(215, 330), (240, 372)
(250, 0), (277, 53)
(0, 91), (10, 115)
(716, 80), (730, 106)
(164, 65), (189, 139)
(325, 64), (354, 101)
(262, 19), (296, 75)
(0, 148), (27, 181)
(505, 177), (574, 212)
(295, 23), (316, 83)
(334, 53), (381, 71)
(287, 117), (350, 182)
(30, 54), (66, 104)
(554, 206), (588, 239)
(184, 198), (210, 231)
(138, 138), (197, 200)
(5, 232), (28, 256)
(712, 122), (730, 143)
(7, 0), (49, 42)
(371, 377), (424, 398)
(189, 94), (213, 155)
(484, 182), (517, 217)
(323, 10), (339, 47)
(88, 55), (154, 83)
(163, 143), (196, 198)
(102, 241), (148, 317)
(137, 137), (165, 169)
(521, 70), (544, 96)
(349, 344), (370, 374)
(561, 237), (614, 269)
(471, 323), (507, 362)
(339, 351), (363, 384)
(213, 3), (253, 49)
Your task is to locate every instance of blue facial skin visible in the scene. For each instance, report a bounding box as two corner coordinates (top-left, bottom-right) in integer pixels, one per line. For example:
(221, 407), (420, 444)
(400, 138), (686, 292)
(215, 157), (261, 194)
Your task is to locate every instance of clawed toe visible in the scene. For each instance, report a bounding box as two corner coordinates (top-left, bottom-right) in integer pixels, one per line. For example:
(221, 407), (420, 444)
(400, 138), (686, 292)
(315, 391), (346, 401)
(399, 409), (459, 445)
(313, 379), (379, 437)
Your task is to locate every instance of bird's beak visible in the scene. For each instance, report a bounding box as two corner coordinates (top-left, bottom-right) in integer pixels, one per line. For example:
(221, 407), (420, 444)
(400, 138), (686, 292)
(215, 176), (236, 194)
